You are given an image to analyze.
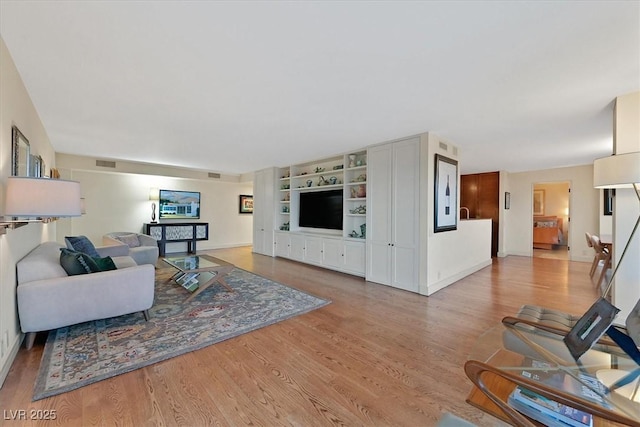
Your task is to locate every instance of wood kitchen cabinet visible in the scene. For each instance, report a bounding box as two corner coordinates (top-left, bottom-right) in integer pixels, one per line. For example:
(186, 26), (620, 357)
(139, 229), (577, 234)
(461, 171), (499, 257)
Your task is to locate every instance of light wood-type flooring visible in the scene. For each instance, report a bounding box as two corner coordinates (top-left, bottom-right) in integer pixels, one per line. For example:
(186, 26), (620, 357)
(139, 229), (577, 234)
(0, 247), (600, 426)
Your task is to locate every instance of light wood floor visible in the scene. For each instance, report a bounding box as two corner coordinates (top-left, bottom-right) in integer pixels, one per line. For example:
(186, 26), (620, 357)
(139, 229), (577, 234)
(0, 247), (599, 426)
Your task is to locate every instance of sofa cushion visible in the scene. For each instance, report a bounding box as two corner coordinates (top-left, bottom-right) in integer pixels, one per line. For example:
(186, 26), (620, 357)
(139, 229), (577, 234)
(115, 233), (141, 248)
(60, 248), (101, 275)
(65, 235), (100, 258)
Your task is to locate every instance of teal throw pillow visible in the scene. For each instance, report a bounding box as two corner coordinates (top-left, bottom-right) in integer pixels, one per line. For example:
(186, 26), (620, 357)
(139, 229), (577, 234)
(65, 235), (100, 258)
(93, 255), (117, 271)
(60, 248), (100, 275)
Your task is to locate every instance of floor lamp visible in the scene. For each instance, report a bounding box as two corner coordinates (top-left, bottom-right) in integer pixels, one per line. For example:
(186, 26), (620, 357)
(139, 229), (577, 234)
(593, 151), (640, 299)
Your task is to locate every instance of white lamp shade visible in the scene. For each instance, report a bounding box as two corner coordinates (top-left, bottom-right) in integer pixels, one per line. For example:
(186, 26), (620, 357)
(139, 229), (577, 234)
(149, 188), (159, 201)
(4, 177), (82, 217)
(593, 152), (640, 189)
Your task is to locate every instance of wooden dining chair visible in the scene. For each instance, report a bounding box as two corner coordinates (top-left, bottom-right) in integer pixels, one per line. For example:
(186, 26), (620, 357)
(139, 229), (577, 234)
(591, 235), (612, 290)
(585, 232), (598, 277)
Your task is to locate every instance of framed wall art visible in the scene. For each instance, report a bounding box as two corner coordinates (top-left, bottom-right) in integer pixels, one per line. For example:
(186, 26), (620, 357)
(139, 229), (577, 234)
(533, 189), (545, 215)
(11, 125), (30, 177)
(239, 195), (253, 214)
(434, 154), (458, 233)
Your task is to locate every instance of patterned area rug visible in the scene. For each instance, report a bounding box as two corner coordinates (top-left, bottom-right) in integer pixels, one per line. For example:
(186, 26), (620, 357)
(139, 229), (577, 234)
(33, 266), (329, 401)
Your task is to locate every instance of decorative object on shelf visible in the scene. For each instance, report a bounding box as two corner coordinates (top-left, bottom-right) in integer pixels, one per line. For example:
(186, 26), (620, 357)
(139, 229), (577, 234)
(434, 154), (458, 233)
(281, 183), (290, 190)
(329, 176), (337, 185)
(349, 154), (356, 168)
(350, 185), (366, 198)
(306, 179), (313, 187)
(348, 223), (366, 239)
(239, 195), (253, 214)
(283, 192), (290, 201)
(351, 174), (366, 182)
(349, 205), (366, 214)
(280, 222), (290, 231)
(282, 205), (289, 213)
(314, 167), (325, 173)
(356, 159), (364, 166)
(318, 176), (329, 186)
(149, 188), (159, 223)
(333, 165), (343, 170)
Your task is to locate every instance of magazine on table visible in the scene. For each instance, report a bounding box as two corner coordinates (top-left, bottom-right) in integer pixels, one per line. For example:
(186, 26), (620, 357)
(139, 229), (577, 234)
(508, 386), (592, 427)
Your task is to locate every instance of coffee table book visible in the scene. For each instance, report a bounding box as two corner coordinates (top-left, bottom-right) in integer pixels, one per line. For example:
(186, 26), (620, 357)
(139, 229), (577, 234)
(508, 386), (593, 427)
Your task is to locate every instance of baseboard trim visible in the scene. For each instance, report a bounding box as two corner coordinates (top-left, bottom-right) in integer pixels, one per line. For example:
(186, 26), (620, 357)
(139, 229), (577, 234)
(0, 333), (22, 389)
(425, 259), (493, 296)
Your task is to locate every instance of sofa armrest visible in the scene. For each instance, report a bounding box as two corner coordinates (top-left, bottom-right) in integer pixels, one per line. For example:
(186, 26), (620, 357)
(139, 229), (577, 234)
(138, 234), (158, 247)
(96, 244), (129, 257)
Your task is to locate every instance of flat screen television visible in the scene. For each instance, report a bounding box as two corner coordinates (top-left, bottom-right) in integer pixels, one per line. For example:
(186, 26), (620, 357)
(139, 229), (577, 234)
(159, 189), (200, 219)
(299, 189), (343, 230)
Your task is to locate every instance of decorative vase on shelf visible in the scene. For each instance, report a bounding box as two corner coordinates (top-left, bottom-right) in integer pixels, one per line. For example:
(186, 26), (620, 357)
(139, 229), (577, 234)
(360, 223), (366, 239)
(349, 154), (356, 168)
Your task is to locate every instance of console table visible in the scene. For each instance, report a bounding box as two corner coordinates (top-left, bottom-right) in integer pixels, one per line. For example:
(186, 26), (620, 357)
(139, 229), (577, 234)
(144, 222), (209, 256)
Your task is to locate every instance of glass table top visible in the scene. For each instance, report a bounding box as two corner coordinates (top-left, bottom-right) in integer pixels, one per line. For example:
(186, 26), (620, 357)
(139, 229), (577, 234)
(469, 322), (640, 422)
(163, 255), (223, 271)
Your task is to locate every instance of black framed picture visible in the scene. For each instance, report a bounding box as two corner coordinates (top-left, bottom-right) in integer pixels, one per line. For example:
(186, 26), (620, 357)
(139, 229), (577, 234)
(604, 189), (614, 216)
(505, 192), (511, 210)
(434, 154), (458, 233)
(239, 195), (253, 214)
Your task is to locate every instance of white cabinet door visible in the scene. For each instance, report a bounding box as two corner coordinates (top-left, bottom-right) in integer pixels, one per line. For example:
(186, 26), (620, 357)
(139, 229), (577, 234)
(253, 168), (275, 256)
(390, 139), (419, 292)
(366, 139), (419, 292)
(274, 232), (291, 258)
(322, 239), (343, 270)
(366, 144), (393, 284)
(305, 237), (324, 265)
(343, 241), (365, 275)
(289, 234), (306, 261)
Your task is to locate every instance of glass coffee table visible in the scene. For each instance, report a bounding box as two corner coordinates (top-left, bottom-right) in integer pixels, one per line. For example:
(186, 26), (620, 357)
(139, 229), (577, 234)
(465, 318), (640, 426)
(163, 255), (234, 302)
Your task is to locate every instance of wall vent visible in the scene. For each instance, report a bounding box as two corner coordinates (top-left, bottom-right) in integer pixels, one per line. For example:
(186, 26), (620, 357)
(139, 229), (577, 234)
(96, 160), (116, 168)
(208, 172), (221, 179)
(438, 141), (448, 151)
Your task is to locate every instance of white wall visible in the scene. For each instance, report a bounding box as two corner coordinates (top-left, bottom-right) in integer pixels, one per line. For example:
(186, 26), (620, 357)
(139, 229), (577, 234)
(611, 91), (640, 322)
(505, 165), (598, 262)
(421, 133), (492, 295)
(0, 37), (58, 386)
(56, 154), (254, 252)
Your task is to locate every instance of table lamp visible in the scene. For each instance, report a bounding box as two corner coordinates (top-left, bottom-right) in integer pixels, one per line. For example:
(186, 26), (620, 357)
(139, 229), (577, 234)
(149, 188), (159, 223)
(593, 151), (640, 297)
(0, 177), (82, 234)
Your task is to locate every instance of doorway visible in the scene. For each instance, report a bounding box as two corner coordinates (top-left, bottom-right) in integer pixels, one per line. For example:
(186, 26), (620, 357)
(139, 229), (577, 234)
(532, 181), (570, 260)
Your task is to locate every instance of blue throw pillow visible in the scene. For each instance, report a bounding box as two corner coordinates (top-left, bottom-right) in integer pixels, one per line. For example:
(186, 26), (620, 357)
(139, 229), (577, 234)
(60, 248), (100, 275)
(65, 235), (100, 258)
(59, 249), (117, 276)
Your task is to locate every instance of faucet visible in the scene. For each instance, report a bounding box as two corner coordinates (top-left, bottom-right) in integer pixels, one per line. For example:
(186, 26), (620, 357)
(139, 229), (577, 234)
(460, 207), (470, 219)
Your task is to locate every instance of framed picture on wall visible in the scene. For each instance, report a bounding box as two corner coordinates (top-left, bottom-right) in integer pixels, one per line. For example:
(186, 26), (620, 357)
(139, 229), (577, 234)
(533, 189), (545, 215)
(603, 189), (614, 216)
(434, 154), (458, 233)
(239, 195), (253, 214)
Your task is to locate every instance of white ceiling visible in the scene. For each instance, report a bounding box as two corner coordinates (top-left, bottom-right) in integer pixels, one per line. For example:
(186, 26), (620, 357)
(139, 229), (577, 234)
(1, 1), (638, 175)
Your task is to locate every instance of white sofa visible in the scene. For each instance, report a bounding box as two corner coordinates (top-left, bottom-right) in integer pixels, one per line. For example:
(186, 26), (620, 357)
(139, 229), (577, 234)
(103, 232), (159, 266)
(17, 241), (155, 349)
